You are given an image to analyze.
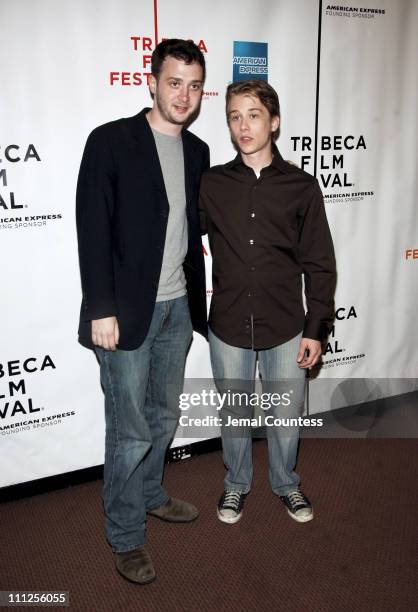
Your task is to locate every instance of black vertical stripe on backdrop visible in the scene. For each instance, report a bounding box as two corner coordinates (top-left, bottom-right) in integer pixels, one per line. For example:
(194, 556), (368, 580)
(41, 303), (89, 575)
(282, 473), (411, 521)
(313, 0), (323, 178)
(307, 0), (323, 411)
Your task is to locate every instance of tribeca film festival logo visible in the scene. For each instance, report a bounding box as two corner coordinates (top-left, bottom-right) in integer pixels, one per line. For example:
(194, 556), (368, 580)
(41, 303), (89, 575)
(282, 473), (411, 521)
(0, 355), (75, 436)
(405, 249), (418, 261)
(109, 35), (218, 99)
(0, 144), (63, 231)
(233, 41), (268, 83)
(291, 134), (374, 205)
(325, 5), (386, 19)
(320, 305), (366, 369)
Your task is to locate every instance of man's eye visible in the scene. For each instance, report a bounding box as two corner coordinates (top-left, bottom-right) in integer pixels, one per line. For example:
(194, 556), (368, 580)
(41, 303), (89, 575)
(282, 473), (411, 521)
(230, 115), (239, 122)
(191, 83), (202, 91)
(250, 113), (259, 119)
(170, 81), (180, 88)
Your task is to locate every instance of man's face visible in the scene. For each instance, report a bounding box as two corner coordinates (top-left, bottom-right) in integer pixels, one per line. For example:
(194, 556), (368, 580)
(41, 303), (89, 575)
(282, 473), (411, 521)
(227, 93), (279, 156)
(150, 56), (204, 126)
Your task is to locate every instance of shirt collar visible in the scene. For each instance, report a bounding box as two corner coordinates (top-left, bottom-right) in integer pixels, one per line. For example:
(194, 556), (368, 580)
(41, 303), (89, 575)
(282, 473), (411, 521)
(224, 145), (292, 174)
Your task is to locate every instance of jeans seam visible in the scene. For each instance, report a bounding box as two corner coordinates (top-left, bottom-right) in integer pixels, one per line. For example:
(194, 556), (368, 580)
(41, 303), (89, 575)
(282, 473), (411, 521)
(158, 300), (168, 335)
(103, 350), (119, 511)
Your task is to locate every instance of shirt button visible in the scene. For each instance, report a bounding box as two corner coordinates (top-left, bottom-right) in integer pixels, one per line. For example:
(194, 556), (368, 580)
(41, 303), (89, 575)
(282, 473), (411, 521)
(247, 291), (251, 297)
(250, 212), (255, 218)
(249, 239), (254, 245)
(250, 267), (256, 271)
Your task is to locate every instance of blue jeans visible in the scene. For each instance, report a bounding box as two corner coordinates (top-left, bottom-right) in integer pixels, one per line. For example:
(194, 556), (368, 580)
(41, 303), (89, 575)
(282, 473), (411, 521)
(209, 328), (306, 496)
(95, 296), (192, 553)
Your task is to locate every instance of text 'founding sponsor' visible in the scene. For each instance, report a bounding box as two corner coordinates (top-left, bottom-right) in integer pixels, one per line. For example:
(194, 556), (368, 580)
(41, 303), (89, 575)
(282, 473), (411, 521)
(325, 6), (386, 18)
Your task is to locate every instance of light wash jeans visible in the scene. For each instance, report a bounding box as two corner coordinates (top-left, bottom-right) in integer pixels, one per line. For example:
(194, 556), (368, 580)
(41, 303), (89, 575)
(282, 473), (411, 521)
(209, 328), (306, 496)
(95, 296), (192, 553)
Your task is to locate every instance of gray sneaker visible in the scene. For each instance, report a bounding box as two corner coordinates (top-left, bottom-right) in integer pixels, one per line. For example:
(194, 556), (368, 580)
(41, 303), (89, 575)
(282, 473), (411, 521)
(279, 490), (313, 523)
(217, 490), (246, 524)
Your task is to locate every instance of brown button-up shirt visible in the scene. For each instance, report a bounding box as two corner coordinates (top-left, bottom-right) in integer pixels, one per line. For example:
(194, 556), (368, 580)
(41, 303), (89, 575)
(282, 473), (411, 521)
(199, 149), (336, 349)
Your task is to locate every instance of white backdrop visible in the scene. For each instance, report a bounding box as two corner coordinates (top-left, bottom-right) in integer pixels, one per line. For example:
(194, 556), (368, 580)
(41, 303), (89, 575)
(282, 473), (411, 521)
(1, 0), (417, 487)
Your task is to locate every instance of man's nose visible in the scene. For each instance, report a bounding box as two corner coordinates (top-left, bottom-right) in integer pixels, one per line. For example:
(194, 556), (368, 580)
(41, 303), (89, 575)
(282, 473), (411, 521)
(178, 86), (189, 102)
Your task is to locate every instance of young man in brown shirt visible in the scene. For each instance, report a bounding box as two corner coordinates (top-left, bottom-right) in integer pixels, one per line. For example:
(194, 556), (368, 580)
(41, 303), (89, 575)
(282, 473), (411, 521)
(199, 80), (336, 524)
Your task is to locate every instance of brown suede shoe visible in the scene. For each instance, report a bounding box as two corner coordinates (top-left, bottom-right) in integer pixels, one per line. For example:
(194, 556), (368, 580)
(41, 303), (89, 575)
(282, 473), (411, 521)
(114, 547), (156, 584)
(147, 497), (199, 522)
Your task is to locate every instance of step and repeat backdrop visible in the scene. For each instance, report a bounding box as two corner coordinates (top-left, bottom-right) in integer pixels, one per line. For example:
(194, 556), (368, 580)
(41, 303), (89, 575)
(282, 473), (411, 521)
(1, 0), (417, 486)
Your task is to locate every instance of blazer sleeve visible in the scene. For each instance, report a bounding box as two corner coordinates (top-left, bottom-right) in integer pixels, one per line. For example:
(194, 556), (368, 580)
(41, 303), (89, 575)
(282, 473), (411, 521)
(197, 144), (210, 235)
(202, 142), (210, 174)
(198, 171), (210, 236)
(76, 127), (117, 321)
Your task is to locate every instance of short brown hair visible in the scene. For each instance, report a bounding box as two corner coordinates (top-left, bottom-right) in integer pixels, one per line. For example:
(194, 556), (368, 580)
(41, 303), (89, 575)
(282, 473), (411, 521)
(151, 39), (206, 82)
(226, 80), (281, 140)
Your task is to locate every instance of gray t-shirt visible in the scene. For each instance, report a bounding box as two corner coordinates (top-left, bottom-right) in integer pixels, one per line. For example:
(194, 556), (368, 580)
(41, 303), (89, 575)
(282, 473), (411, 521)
(152, 128), (188, 302)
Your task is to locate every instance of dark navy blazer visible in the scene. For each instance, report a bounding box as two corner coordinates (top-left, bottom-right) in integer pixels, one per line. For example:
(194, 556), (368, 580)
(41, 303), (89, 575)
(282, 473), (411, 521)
(76, 108), (209, 350)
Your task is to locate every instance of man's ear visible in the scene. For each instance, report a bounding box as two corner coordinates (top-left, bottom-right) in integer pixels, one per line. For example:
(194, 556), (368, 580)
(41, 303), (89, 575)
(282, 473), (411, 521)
(149, 75), (157, 95)
(271, 116), (280, 134)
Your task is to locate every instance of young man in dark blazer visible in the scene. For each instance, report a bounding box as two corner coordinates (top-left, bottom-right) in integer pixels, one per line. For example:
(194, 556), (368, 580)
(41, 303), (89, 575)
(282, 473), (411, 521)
(76, 39), (209, 584)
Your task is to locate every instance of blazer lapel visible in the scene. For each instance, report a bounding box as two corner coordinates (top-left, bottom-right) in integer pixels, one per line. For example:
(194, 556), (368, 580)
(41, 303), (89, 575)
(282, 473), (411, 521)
(130, 108), (168, 202)
(182, 130), (196, 214)
(130, 109), (197, 214)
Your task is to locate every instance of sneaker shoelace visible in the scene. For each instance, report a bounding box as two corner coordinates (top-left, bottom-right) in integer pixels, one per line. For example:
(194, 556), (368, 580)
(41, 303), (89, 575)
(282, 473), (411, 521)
(223, 490), (243, 510)
(287, 490), (306, 508)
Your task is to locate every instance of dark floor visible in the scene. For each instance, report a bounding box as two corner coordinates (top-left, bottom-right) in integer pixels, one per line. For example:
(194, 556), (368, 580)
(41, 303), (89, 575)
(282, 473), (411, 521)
(1, 439), (418, 612)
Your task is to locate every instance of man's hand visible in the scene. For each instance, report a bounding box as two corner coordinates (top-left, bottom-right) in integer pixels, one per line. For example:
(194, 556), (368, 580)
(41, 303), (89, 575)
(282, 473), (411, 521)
(296, 337), (322, 369)
(92, 316), (119, 351)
